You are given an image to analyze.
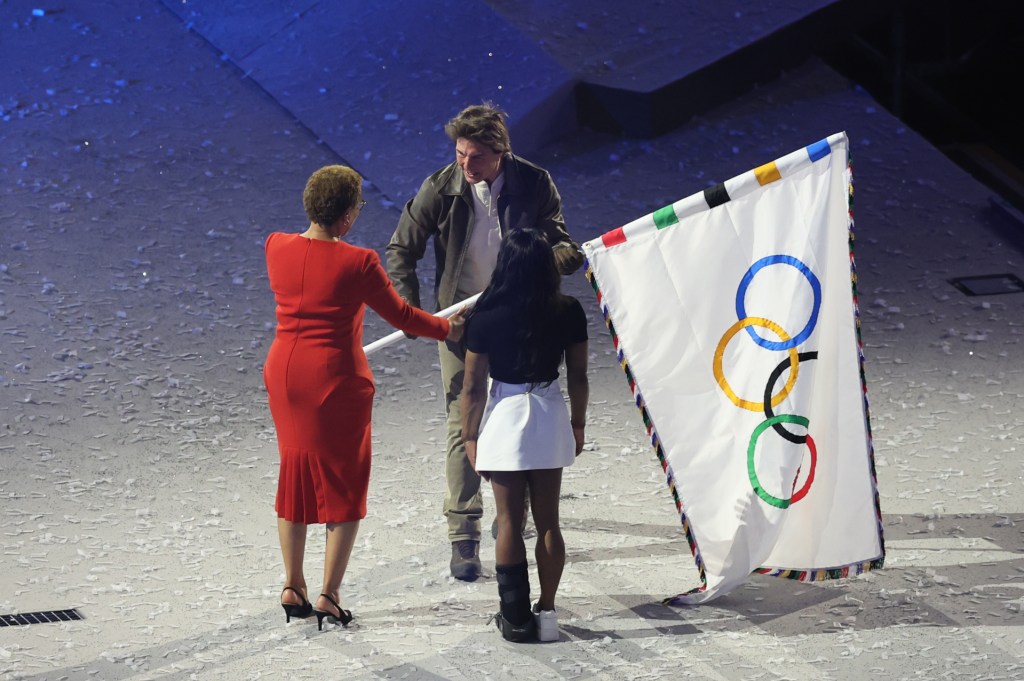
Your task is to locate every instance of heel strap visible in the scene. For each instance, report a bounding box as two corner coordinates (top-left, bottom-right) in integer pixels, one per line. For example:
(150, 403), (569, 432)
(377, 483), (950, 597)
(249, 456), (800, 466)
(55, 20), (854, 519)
(281, 586), (309, 605)
(319, 593), (341, 614)
(317, 593), (353, 625)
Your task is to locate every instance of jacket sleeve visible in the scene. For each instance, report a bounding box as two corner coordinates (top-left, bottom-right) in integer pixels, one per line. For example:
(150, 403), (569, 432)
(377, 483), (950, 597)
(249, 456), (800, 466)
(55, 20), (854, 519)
(535, 170), (583, 274)
(534, 169), (571, 244)
(385, 176), (440, 310)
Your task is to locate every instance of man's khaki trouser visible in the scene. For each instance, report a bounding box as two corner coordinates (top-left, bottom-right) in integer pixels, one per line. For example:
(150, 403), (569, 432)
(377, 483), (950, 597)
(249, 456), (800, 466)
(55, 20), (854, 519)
(438, 338), (483, 542)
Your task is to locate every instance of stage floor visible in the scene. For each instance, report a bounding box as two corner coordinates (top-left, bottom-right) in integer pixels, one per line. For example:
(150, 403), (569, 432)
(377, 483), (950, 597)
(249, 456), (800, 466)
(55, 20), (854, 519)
(1, 2), (1022, 679)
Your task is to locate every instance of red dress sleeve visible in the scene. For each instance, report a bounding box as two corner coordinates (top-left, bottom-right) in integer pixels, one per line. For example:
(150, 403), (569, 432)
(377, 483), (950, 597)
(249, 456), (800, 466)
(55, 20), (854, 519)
(361, 250), (450, 340)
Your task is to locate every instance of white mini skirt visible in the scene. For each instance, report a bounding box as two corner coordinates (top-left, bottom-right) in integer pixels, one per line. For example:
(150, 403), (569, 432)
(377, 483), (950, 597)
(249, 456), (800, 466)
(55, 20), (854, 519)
(475, 380), (576, 472)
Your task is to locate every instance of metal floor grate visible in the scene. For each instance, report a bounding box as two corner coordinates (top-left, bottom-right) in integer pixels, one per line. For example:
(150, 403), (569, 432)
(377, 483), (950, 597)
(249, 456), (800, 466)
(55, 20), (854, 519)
(949, 273), (1024, 296)
(0, 609), (84, 627)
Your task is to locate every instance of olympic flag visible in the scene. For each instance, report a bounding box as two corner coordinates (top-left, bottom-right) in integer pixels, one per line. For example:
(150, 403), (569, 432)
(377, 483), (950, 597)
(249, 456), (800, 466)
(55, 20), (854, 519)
(583, 132), (884, 604)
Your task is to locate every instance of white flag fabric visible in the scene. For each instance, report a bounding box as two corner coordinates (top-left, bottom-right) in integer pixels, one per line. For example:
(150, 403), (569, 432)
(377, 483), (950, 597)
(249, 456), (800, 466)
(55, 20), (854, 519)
(583, 132), (884, 604)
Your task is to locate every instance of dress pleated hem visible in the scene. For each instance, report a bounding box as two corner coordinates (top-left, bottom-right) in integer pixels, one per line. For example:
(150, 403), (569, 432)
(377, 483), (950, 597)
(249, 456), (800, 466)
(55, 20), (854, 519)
(275, 445), (369, 524)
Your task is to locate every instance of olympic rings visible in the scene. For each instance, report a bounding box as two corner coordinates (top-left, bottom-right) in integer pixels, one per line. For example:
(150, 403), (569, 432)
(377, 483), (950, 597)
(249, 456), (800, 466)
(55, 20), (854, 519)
(735, 255), (821, 350)
(714, 253), (822, 508)
(714, 317), (799, 412)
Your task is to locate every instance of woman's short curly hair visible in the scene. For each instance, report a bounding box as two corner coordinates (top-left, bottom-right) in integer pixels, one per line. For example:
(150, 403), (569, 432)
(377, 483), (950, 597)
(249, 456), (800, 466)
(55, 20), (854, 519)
(302, 165), (362, 227)
(444, 101), (511, 155)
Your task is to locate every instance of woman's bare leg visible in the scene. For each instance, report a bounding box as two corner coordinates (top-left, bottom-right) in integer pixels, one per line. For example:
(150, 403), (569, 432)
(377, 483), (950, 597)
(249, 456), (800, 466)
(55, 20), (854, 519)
(278, 518), (309, 604)
(316, 520), (359, 615)
(490, 471), (529, 565)
(527, 468), (564, 612)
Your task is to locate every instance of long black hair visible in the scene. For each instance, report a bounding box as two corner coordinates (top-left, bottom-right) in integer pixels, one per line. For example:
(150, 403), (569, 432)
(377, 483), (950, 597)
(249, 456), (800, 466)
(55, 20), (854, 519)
(469, 228), (561, 380)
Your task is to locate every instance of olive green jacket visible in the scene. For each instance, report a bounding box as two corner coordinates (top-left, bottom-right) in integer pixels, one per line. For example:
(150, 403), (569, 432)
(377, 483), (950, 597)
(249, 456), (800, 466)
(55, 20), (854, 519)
(385, 153), (580, 311)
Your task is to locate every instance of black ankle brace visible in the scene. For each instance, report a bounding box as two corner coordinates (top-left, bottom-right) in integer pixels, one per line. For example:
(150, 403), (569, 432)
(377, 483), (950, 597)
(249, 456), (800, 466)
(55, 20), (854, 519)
(495, 561), (532, 626)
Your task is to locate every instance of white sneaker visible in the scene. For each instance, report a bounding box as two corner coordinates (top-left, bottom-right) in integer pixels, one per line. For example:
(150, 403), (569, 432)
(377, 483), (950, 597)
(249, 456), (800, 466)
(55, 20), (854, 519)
(533, 604), (558, 642)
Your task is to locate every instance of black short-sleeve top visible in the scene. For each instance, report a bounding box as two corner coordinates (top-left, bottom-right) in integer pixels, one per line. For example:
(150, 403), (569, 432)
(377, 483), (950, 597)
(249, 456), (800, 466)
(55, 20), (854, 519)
(466, 294), (588, 384)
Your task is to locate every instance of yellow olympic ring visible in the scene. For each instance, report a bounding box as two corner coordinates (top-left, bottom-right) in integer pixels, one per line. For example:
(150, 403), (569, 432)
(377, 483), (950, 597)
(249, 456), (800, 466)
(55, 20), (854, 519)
(714, 317), (799, 411)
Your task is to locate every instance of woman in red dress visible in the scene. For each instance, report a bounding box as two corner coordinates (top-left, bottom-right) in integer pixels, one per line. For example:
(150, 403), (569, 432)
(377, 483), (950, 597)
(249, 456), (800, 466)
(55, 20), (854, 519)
(265, 165), (464, 629)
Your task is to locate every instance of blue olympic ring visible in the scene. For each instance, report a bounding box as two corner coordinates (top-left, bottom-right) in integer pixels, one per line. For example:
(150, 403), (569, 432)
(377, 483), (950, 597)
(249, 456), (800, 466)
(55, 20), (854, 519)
(735, 255), (821, 350)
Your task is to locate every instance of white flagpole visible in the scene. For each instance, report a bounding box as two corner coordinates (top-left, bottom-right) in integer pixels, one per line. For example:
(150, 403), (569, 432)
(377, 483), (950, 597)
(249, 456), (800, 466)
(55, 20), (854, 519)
(362, 292), (481, 356)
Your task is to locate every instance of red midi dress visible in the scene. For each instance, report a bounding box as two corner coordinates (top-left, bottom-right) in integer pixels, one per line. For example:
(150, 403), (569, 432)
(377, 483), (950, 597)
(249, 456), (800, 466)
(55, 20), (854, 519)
(264, 232), (449, 524)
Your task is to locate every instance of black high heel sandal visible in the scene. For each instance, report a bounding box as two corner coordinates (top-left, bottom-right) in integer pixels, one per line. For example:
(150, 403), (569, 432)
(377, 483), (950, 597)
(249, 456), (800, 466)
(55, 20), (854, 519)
(313, 593), (353, 630)
(281, 586), (313, 623)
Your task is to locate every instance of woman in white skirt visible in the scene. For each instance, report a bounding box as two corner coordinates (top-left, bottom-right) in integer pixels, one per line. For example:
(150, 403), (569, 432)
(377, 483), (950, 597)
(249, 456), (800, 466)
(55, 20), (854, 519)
(462, 229), (589, 643)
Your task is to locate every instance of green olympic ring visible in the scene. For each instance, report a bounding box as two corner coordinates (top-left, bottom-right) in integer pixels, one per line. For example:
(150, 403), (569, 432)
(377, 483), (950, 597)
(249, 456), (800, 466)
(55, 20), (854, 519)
(747, 414), (817, 509)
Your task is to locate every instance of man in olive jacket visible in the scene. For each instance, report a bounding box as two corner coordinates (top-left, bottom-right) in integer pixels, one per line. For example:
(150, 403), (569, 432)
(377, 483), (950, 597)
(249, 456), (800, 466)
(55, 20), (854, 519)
(386, 102), (583, 581)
